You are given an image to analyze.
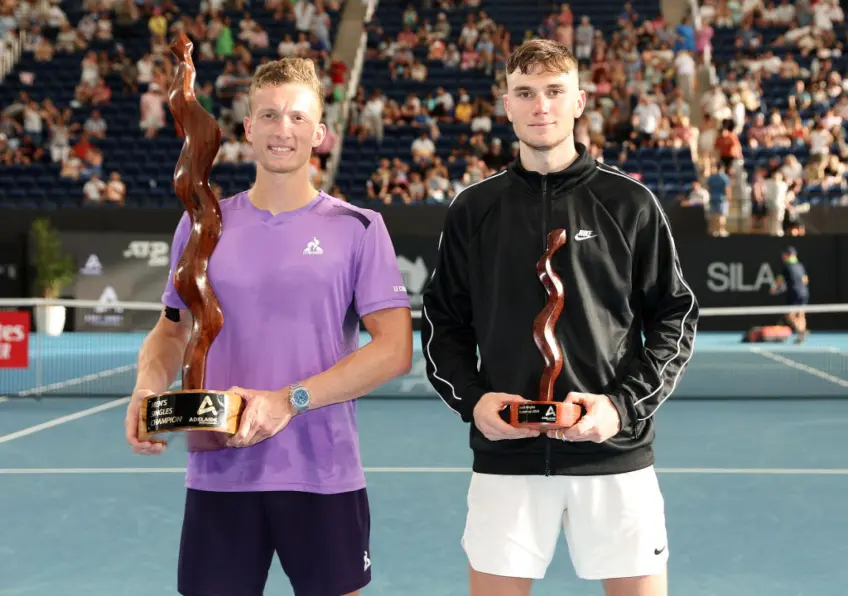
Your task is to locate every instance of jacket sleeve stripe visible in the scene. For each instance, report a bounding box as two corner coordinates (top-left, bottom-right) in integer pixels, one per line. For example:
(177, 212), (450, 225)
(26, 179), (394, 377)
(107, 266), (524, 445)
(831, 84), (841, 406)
(422, 303), (463, 417)
(597, 164), (698, 420)
(420, 170), (507, 417)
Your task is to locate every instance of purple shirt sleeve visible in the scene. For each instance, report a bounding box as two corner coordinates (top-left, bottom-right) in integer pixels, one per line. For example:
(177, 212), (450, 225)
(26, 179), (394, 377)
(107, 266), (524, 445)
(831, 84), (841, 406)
(161, 212), (190, 310)
(354, 213), (412, 317)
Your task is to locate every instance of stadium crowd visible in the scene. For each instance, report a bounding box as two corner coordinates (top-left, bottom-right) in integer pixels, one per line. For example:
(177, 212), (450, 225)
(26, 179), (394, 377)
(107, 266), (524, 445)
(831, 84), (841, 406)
(342, 2), (704, 206)
(0, 0), (344, 205)
(1, 0), (848, 239)
(679, 0), (848, 237)
(339, 0), (848, 237)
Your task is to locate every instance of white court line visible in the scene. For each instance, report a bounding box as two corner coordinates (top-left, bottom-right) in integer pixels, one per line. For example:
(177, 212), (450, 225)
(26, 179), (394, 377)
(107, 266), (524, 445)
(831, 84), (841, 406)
(0, 466), (846, 475)
(705, 347), (845, 354)
(750, 348), (848, 388)
(0, 397), (129, 444)
(0, 364), (137, 402)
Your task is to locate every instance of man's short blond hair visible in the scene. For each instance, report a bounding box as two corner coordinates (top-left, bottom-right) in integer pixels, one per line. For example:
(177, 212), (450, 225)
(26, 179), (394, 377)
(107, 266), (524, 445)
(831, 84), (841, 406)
(249, 58), (324, 114)
(506, 38), (578, 76)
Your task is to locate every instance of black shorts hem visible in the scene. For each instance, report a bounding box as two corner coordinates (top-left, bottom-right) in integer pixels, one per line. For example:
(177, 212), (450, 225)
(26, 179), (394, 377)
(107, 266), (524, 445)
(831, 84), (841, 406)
(178, 586), (264, 596)
(292, 573), (371, 596)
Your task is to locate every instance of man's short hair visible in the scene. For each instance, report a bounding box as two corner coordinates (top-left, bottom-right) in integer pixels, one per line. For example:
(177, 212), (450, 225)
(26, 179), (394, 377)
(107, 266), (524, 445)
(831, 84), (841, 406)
(505, 38), (578, 77)
(249, 58), (324, 114)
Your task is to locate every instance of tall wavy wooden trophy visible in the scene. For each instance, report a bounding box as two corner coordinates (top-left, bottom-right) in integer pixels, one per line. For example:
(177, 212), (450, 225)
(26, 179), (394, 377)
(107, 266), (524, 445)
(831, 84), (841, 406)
(136, 32), (242, 452)
(502, 230), (582, 430)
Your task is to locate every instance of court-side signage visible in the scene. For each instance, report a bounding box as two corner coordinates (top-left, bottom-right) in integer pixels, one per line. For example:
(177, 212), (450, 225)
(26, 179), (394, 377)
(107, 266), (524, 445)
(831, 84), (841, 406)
(0, 311), (30, 368)
(59, 233), (174, 332)
(676, 235), (846, 330)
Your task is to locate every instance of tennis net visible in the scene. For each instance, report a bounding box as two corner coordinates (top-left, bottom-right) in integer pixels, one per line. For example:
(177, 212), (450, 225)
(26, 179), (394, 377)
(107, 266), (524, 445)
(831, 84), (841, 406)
(1, 298), (847, 400)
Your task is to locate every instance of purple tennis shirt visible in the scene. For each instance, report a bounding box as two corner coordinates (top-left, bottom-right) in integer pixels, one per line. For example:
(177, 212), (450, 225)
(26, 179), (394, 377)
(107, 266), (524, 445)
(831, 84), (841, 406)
(161, 190), (411, 493)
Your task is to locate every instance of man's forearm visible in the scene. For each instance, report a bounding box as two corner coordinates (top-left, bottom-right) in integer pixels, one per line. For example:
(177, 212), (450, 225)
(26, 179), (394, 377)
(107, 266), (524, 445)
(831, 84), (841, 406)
(299, 336), (411, 410)
(133, 330), (187, 394)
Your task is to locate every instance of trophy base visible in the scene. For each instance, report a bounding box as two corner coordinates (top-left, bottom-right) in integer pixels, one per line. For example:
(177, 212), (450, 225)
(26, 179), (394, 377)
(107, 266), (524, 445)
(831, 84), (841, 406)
(501, 401), (582, 430)
(138, 390), (243, 452)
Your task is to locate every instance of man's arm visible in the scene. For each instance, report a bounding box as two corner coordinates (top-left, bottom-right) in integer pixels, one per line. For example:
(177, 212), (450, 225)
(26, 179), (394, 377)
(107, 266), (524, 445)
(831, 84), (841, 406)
(126, 307), (191, 453)
(605, 197), (699, 434)
(133, 307), (191, 395)
(299, 307), (412, 409)
(420, 195), (489, 423)
(298, 210), (413, 408)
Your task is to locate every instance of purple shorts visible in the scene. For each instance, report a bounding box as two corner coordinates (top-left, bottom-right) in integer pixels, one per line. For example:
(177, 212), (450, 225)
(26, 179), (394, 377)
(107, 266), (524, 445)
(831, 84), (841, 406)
(177, 488), (371, 596)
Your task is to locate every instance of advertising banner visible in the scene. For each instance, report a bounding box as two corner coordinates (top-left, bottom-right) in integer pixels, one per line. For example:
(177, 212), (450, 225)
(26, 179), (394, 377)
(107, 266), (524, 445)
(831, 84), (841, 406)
(676, 235), (845, 330)
(0, 311), (30, 369)
(384, 209), (848, 331)
(60, 233), (173, 332)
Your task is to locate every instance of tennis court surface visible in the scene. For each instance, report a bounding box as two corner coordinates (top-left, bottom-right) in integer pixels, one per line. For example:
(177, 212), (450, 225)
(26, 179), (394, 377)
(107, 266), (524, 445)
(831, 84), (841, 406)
(1, 320), (847, 595)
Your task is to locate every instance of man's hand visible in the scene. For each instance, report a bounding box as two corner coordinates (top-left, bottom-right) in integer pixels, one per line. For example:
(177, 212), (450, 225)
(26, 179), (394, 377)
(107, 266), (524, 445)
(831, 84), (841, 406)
(125, 389), (167, 455)
(547, 392), (621, 443)
(473, 392), (541, 441)
(226, 386), (295, 448)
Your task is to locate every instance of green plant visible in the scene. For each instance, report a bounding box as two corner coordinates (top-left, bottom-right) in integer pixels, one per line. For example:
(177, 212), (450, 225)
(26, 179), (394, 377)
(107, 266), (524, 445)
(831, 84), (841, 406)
(30, 218), (75, 300)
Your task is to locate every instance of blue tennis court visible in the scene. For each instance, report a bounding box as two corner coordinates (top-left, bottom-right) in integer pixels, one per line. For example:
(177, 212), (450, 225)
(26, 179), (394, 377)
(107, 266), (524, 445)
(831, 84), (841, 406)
(1, 331), (847, 595)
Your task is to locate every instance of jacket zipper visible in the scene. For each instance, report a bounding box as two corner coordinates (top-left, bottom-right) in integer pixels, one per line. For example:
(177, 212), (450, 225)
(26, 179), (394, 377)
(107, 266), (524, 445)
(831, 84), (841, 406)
(541, 175), (551, 477)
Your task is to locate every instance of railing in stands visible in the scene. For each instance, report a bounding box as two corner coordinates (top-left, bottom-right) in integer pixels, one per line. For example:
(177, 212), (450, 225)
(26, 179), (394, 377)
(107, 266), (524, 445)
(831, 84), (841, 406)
(323, 0), (376, 192)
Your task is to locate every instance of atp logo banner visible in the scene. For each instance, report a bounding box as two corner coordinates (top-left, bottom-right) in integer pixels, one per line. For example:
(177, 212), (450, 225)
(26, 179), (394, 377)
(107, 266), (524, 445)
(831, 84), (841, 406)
(60, 232), (173, 332)
(0, 311), (30, 369)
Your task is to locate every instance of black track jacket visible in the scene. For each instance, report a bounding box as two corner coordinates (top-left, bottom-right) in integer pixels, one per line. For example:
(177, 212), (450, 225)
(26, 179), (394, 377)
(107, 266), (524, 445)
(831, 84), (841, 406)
(421, 144), (699, 476)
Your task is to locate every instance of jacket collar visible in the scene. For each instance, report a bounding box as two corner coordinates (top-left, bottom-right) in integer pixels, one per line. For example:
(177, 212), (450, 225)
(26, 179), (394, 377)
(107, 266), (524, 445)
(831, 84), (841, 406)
(506, 142), (597, 197)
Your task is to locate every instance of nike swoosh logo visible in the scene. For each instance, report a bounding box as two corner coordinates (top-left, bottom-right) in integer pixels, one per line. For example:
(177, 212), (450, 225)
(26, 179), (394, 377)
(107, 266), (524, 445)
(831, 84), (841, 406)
(654, 546), (666, 555)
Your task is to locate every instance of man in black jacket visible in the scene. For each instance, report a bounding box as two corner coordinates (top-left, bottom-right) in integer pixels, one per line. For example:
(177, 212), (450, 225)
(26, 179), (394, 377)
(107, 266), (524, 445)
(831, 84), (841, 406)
(421, 39), (698, 596)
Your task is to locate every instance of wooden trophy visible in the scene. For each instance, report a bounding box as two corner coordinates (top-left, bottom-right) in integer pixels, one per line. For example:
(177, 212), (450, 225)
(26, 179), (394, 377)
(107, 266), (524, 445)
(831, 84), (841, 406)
(137, 32), (242, 452)
(502, 229), (582, 430)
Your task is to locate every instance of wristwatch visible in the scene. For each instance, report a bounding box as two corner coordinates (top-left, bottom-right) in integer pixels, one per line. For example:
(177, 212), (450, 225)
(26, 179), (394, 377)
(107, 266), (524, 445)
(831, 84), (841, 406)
(289, 383), (310, 415)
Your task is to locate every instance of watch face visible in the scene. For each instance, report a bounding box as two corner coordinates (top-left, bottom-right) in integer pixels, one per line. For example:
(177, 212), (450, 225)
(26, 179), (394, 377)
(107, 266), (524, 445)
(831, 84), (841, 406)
(292, 387), (309, 407)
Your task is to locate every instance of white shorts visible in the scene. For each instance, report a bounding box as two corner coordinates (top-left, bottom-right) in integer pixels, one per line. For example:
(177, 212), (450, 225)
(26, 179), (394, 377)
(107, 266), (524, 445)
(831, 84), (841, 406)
(461, 467), (668, 581)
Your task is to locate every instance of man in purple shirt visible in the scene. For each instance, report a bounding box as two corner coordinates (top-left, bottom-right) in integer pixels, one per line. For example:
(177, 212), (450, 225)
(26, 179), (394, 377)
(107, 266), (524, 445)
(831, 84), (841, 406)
(124, 58), (412, 596)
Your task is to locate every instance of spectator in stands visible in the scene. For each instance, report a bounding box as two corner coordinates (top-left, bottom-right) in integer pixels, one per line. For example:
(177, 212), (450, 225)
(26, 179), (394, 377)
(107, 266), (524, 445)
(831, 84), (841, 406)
(574, 16), (594, 62)
(682, 178), (709, 208)
(55, 22), (82, 54)
(34, 36), (54, 62)
(715, 119), (742, 171)
(707, 163), (731, 236)
(697, 113), (717, 177)
(809, 118), (833, 159)
(764, 170), (790, 236)
(21, 99), (44, 147)
(105, 172), (127, 206)
(358, 89), (385, 141)
(0, 134), (12, 166)
(48, 111), (73, 165)
(139, 82), (166, 138)
(674, 49), (696, 102)
(217, 134), (243, 164)
(313, 123), (336, 169)
(82, 173), (106, 204)
(749, 167), (768, 233)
